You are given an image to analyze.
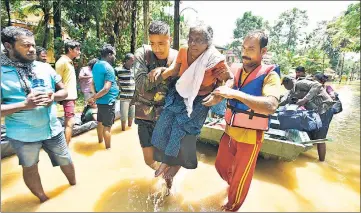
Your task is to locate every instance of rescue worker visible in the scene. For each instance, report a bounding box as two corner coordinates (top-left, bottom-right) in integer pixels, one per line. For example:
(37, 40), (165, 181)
(212, 30), (281, 211)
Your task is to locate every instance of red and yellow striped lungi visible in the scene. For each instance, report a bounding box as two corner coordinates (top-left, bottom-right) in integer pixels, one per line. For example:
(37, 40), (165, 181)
(215, 131), (263, 212)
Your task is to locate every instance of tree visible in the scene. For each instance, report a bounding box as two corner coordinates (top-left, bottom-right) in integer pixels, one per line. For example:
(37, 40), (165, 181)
(173, 0), (180, 50)
(53, 0), (61, 39)
(5, 0), (11, 26)
(130, 0), (138, 53)
(233, 11), (265, 41)
(273, 8), (308, 52)
(143, 0), (149, 44)
(327, 3), (360, 52)
(28, 0), (53, 49)
(102, 0), (132, 47)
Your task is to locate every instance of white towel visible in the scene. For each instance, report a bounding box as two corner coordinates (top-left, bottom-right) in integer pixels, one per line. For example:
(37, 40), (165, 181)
(176, 46), (225, 117)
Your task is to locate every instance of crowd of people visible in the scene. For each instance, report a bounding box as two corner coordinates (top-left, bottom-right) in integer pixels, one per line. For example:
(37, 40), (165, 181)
(1, 20), (339, 211)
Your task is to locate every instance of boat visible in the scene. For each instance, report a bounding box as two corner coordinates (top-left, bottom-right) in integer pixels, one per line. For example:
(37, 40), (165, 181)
(198, 111), (328, 162)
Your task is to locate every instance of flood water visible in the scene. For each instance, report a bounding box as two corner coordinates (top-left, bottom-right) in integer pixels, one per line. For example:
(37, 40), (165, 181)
(1, 82), (360, 212)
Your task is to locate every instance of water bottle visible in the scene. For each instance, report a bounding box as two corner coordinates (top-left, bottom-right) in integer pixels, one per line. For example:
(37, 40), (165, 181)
(31, 79), (46, 92)
(31, 79), (53, 100)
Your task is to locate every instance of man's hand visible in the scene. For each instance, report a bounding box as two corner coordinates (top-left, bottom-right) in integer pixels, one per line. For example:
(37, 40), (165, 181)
(202, 94), (223, 107)
(87, 97), (96, 105)
(212, 86), (236, 99)
(148, 67), (166, 83)
(296, 98), (308, 106)
(23, 92), (51, 109)
(39, 92), (55, 107)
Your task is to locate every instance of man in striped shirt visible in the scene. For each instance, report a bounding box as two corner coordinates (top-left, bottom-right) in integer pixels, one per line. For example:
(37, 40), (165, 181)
(115, 53), (136, 131)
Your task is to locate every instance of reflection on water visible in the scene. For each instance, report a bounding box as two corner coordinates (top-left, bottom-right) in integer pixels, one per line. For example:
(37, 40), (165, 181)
(1, 82), (360, 212)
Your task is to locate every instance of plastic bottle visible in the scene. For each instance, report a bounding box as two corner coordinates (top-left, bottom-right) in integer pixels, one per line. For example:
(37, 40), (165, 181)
(31, 79), (53, 101)
(31, 79), (46, 92)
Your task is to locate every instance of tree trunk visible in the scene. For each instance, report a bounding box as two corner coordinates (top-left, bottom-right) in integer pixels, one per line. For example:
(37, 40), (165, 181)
(42, 12), (51, 48)
(130, 0), (137, 53)
(173, 0), (180, 50)
(143, 0), (149, 44)
(53, 0), (62, 39)
(335, 53), (341, 73)
(339, 53), (345, 84)
(5, 0), (11, 26)
(95, 14), (100, 39)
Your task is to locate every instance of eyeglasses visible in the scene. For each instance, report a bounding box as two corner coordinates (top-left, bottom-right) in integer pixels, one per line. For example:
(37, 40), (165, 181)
(188, 38), (206, 45)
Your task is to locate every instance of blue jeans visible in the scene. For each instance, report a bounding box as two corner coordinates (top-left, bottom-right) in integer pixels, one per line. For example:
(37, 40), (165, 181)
(9, 132), (72, 167)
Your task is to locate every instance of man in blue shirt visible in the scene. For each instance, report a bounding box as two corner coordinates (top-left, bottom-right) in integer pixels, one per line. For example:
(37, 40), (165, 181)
(88, 44), (119, 149)
(1, 26), (76, 203)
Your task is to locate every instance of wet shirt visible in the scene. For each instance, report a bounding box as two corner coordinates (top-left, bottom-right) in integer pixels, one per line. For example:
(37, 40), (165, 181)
(1, 61), (63, 142)
(92, 60), (120, 105)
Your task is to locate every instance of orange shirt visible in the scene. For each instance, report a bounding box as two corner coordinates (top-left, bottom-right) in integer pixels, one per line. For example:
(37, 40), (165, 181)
(176, 47), (226, 95)
(225, 69), (281, 144)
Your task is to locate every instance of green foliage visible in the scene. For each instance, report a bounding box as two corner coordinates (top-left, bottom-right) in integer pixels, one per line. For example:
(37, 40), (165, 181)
(327, 3), (360, 52)
(233, 11), (265, 40)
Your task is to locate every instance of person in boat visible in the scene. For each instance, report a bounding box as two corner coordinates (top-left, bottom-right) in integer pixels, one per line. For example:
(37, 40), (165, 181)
(1, 26), (76, 202)
(280, 76), (334, 161)
(88, 44), (119, 149)
(313, 73), (342, 114)
(132, 21), (178, 171)
(115, 53), (136, 131)
(295, 66), (306, 80)
(313, 73), (336, 99)
(211, 30), (281, 211)
(150, 22), (234, 183)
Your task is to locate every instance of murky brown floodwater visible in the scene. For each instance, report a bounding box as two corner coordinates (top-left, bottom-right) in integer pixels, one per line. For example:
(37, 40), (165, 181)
(1, 82), (360, 212)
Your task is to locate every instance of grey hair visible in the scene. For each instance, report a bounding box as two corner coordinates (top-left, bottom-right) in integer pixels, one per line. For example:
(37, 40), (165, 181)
(189, 22), (214, 46)
(149, 21), (170, 36)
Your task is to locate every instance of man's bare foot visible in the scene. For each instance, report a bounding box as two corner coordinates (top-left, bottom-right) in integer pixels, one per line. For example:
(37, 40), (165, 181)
(39, 195), (49, 203)
(149, 161), (160, 170)
(221, 204), (232, 212)
(163, 165), (181, 180)
(164, 178), (173, 189)
(155, 163), (170, 177)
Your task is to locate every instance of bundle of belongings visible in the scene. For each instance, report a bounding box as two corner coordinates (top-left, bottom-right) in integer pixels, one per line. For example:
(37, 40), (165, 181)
(277, 104), (322, 132)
